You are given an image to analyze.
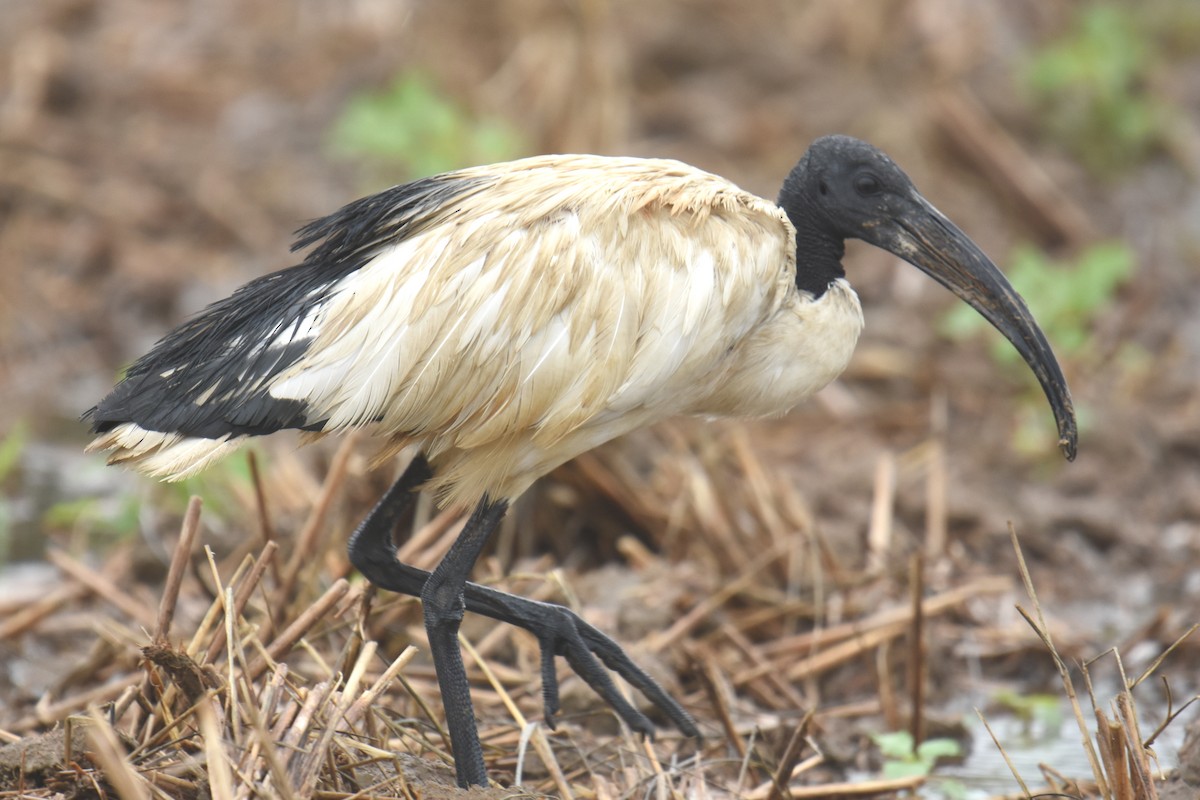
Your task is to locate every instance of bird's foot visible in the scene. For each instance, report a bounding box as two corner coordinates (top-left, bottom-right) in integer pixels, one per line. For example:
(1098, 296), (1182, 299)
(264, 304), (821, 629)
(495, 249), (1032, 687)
(479, 590), (699, 737)
(351, 526), (697, 736)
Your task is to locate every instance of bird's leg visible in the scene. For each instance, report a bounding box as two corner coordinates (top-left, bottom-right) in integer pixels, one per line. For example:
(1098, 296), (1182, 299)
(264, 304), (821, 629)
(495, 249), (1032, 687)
(346, 454), (433, 568)
(349, 478), (699, 740)
(349, 456), (501, 787)
(420, 496), (508, 788)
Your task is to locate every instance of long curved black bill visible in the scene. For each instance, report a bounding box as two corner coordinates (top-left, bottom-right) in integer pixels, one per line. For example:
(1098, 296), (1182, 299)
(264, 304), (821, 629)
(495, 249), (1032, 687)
(879, 195), (1077, 460)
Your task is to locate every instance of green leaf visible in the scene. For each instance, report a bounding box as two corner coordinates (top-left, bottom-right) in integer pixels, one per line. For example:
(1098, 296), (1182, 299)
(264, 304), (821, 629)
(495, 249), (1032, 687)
(882, 759), (930, 779)
(870, 730), (915, 760)
(331, 72), (524, 179)
(43, 495), (142, 540)
(1021, 3), (1172, 175)
(916, 737), (962, 762)
(0, 421), (29, 483)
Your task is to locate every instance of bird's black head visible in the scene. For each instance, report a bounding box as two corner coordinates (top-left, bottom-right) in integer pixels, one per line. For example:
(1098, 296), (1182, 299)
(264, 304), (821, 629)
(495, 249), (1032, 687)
(779, 134), (1078, 461)
(780, 134), (920, 245)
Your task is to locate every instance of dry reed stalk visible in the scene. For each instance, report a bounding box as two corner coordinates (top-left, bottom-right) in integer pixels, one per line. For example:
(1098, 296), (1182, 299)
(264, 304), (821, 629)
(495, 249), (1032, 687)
(976, 708), (1031, 797)
(866, 452), (896, 575)
(728, 426), (792, 549)
(1116, 693), (1157, 799)
(924, 395), (948, 559)
(931, 85), (1096, 247)
(719, 620), (809, 711)
(238, 675), (298, 800)
(750, 773), (924, 799)
(395, 505), (467, 568)
(154, 496), (203, 642)
(906, 553), (925, 747)
(616, 534), (661, 571)
(267, 667), (301, 743)
(183, 546), (250, 660)
(875, 642), (900, 731)
(1132, 623), (1200, 691)
(344, 644), (418, 727)
(0, 581), (90, 640)
(198, 696), (234, 800)
(646, 542), (784, 653)
(460, 634), (574, 798)
(1140, 626), (1200, 749)
(638, 734), (675, 800)
(693, 644), (748, 764)
(278, 433), (359, 601)
(1081, 648), (1159, 800)
(720, 600), (815, 640)
(294, 643), (376, 796)
(407, 512), (475, 574)
(681, 455), (745, 572)
(282, 677), (335, 783)
(243, 579), (349, 681)
(1009, 523), (1110, 797)
(246, 449), (278, 549)
(86, 711), (149, 800)
(763, 718), (810, 800)
(1095, 707), (1132, 800)
(136, 537), (234, 743)
(784, 624), (895, 682)
(739, 575), (1008, 688)
(203, 540), (280, 665)
(760, 575), (1010, 659)
(8, 675), (137, 733)
(569, 450), (645, 523)
(46, 547), (156, 631)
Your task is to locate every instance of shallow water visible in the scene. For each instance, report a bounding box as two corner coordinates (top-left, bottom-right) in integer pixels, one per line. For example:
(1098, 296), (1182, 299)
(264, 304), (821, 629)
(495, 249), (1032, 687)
(924, 704), (1183, 799)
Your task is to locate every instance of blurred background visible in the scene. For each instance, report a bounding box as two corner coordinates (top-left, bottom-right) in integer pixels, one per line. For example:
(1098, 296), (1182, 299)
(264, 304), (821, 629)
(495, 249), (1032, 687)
(1, 0), (1199, 795)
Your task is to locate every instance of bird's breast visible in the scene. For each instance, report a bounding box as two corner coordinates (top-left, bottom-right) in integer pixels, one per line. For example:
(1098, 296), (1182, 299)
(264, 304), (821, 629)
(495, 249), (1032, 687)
(695, 279), (863, 418)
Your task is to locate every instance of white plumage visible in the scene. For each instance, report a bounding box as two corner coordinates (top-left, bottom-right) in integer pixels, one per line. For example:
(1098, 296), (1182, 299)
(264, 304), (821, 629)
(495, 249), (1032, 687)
(90, 154), (864, 506)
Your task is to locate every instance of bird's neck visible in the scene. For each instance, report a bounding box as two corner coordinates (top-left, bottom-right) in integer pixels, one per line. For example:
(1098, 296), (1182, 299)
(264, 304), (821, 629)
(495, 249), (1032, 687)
(790, 210), (846, 298)
(776, 180), (846, 298)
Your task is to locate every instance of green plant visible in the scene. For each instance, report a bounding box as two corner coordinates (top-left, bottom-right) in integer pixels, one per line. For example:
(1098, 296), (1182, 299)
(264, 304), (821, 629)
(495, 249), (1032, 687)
(0, 421), (28, 484)
(170, 449), (258, 519)
(43, 449), (261, 552)
(1021, 4), (1172, 176)
(43, 493), (142, 542)
(870, 730), (963, 779)
(991, 689), (1064, 737)
(331, 72), (524, 179)
(0, 421), (31, 564)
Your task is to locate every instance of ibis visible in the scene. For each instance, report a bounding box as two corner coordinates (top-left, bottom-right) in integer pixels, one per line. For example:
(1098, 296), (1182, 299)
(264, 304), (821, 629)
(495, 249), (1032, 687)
(86, 135), (1077, 788)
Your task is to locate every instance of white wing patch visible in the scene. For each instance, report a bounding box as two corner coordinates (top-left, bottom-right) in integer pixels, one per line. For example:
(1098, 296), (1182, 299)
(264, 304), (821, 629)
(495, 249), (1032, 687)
(86, 423), (243, 482)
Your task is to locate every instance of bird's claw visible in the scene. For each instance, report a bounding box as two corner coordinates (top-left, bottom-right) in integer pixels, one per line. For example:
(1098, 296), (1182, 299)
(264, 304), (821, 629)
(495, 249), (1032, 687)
(531, 605), (656, 734)
(514, 597), (697, 738)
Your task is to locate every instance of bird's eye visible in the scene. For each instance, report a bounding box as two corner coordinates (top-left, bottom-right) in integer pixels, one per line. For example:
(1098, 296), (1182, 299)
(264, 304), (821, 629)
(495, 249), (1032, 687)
(818, 180), (829, 196)
(854, 174), (882, 196)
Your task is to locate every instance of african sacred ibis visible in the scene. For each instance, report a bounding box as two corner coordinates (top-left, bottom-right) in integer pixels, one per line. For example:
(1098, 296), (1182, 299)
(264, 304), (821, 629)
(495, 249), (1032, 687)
(87, 135), (1077, 788)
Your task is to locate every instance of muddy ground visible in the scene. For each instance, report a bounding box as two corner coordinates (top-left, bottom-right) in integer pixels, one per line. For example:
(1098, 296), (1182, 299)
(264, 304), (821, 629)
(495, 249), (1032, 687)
(1, 1), (1199, 797)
